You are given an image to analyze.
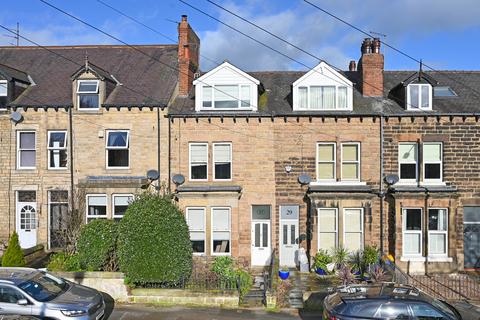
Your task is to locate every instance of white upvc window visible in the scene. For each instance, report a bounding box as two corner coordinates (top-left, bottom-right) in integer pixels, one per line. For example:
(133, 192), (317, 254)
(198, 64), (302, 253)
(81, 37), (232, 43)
(106, 130), (129, 169)
(0, 80), (7, 96)
(17, 131), (36, 169)
(428, 208), (448, 256)
(47, 131), (67, 170)
(186, 207), (206, 254)
(189, 143), (208, 181)
(112, 194), (133, 221)
(318, 208), (338, 253)
(398, 143), (418, 183)
(407, 83), (432, 110)
(77, 80), (100, 110)
(341, 143), (360, 181)
(211, 207), (231, 255)
(297, 85), (348, 110)
(316, 143), (336, 181)
(423, 142), (443, 183)
(213, 142), (232, 180)
(86, 194), (107, 223)
(343, 208), (364, 252)
(201, 84), (252, 109)
(402, 208), (423, 257)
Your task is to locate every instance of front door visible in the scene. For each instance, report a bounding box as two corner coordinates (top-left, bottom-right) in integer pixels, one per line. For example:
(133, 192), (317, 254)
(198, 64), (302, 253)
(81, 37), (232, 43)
(16, 191), (37, 249)
(464, 207), (480, 270)
(279, 205), (299, 267)
(251, 205), (271, 266)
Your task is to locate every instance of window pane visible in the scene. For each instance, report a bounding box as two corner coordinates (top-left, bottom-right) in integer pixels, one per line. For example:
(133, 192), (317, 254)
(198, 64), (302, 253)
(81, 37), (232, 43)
(18, 191), (36, 202)
(342, 163), (358, 180)
(215, 163), (231, 179)
(404, 233), (421, 255)
(212, 208), (230, 230)
(252, 205), (270, 220)
(310, 86), (322, 109)
(202, 86), (212, 108)
(344, 233), (362, 252)
(0, 81), (7, 96)
(191, 238), (205, 253)
(262, 223), (269, 247)
(88, 205), (106, 216)
(114, 195), (133, 217)
(429, 234), (446, 255)
(318, 144), (335, 161)
(49, 149), (67, 168)
(190, 144), (207, 162)
(399, 143), (417, 162)
(290, 225), (296, 245)
(214, 85), (238, 108)
(423, 143), (441, 162)
(108, 150), (129, 167)
(240, 85), (251, 107)
(88, 196), (106, 206)
(79, 94), (99, 108)
(283, 224), (288, 245)
(191, 164), (207, 179)
(214, 144), (230, 162)
(319, 209), (336, 232)
(425, 164), (441, 179)
(50, 191), (68, 203)
(322, 86), (336, 109)
(213, 239), (230, 253)
(20, 150), (36, 167)
(318, 163), (334, 180)
(344, 209), (362, 232)
(409, 85), (419, 108)
(429, 209), (447, 231)
(406, 209), (422, 230)
(48, 132), (66, 148)
(107, 131), (128, 147)
(400, 163), (417, 179)
(338, 87), (347, 109)
(319, 233), (336, 252)
(421, 85), (430, 108)
(78, 81), (98, 93)
(20, 132), (35, 149)
(255, 223), (261, 247)
(343, 144), (358, 161)
(298, 87), (308, 109)
(187, 208), (205, 231)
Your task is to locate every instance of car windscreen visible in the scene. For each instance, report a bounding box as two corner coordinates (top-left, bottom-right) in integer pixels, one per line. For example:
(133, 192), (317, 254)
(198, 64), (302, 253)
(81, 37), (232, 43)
(18, 273), (67, 302)
(337, 300), (380, 318)
(430, 299), (458, 319)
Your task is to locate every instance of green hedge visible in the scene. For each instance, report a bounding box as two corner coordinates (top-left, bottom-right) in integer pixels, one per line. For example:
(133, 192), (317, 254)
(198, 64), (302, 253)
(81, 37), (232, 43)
(77, 219), (118, 271)
(1, 232), (26, 267)
(47, 252), (81, 272)
(118, 193), (192, 285)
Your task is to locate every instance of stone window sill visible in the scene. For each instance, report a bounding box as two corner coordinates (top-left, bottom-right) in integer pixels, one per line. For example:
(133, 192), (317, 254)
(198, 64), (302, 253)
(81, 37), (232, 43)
(400, 256), (452, 262)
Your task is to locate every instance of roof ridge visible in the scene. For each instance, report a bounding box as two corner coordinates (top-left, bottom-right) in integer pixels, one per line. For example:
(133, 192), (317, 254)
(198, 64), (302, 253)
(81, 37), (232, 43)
(0, 44), (177, 49)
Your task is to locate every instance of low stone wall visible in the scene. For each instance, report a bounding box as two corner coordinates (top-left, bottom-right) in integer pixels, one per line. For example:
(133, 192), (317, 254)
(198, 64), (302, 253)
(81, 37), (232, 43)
(52, 271), (128, 302)
(129, 288), (239, 308)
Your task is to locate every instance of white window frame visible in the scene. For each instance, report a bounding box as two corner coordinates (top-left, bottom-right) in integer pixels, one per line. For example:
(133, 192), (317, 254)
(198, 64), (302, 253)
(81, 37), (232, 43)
(398, 142), (418, 184)
(186, 207), (206, 255)
(200, 84), (253, 110)
(86, 194), (108, 222)
(213, 142), (232, 181)
(17, 130), (36, 170)
(341, 142), (360, 181)
(47, 130), (68, 170)
(0, 79), (7, 97)
(316, 142), (336, 182)
(423, 142), (443, 184)
(211, 207), (231, 256)
(402, 208), (423, 257)
(407, 83), (432, 111)
(189, 142), (208, 181)
(317, 208), (338, 253)
(343, 208), (364, 252)
(112, 194), (134, 220)
(296, 85), (349, 111)
(77, 79), (100, 110)
(428, 208), (448, 257)
(105, 130), (130, 169)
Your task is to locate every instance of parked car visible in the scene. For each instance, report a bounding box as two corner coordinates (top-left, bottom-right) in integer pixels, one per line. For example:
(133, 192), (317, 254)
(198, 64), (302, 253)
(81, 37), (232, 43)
(0, 267), (104, 320)
(323, 283), (480, 320)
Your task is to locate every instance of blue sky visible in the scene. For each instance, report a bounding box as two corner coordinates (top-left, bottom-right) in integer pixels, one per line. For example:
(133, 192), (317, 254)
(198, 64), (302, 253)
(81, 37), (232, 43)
(1, 0), (480, 72)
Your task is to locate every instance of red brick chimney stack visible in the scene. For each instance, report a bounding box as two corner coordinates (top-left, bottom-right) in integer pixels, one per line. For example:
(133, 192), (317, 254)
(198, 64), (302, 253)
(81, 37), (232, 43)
(178, 15), (200, 97)
(358, 37), (384, 97)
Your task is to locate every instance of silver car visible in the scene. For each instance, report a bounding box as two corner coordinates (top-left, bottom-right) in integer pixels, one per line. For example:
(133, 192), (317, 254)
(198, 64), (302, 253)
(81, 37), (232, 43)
(0, 267), (105, 320)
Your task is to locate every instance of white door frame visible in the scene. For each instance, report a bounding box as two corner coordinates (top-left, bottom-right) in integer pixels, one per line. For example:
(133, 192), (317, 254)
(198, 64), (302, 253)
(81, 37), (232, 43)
(251, 205), (271, 266)
(16, 191), (37, 249)
(279, 205), (300, 267)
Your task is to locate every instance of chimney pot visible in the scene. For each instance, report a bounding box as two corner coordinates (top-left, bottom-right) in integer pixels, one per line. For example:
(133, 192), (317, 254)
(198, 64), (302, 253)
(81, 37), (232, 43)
(372, 38), (381, 54)
(349, 60), (356, 72)
(181, 15), (188, 22)
(361, 38), (372, 54)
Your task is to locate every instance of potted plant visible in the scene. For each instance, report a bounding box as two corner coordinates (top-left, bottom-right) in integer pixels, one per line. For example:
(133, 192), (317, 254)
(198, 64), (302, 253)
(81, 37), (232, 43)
(278, 266), (290, 280)
(313, 250), (332, 275)
(361, 245), (379, 281)
(332, 246), (349, 269)
(348, 250), (364, 277)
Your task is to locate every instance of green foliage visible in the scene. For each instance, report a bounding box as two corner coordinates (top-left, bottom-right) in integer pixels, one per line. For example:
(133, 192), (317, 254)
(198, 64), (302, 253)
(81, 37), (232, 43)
(313, 249), (332, 272)
(47, 252), (81, 272)
(362, 245), (379, 267)
(211, 256), (252, 302)
(118, 193), (192, 285)
(332, 246), (349, 267)
(276, 278), (292, 308)
(2, 232), (26, 267)
(337, 265), (355, 286)
(349, 250), (364, 273)
(236, 269), (253, 302)
(258, 91), (268, 110)
(77, 219), (118, 271)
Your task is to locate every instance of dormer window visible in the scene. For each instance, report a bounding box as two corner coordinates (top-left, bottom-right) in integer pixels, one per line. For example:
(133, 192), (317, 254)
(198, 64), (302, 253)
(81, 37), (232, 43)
(77, 80), (99, 110)
(407, 84), (432, 110)
(0, 80), (7, 97)
(202, 84), (252, 109)
(297, 85), (348, 110)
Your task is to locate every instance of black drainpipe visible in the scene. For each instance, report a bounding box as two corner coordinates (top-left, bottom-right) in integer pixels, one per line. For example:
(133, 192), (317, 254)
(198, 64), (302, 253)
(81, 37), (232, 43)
(380, 115), (384, 254)
(157, 107), (161, 195)
(69, 107), (75, 211)
(168, 116), (172, 194)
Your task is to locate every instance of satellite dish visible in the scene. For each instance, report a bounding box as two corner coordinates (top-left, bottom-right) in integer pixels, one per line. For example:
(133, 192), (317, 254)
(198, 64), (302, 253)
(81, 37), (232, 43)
(172, 174), (185, 186)
(384, 174), (399, 186)
(10, 112), (23, 124)
(298, 174), (312, 185)
(146, 169), (160, 181)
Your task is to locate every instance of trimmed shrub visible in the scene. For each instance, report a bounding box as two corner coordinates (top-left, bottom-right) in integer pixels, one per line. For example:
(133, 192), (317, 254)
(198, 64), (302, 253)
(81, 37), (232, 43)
(118, 193), (192, 285)
(2, 232), (26, 267)
(77, 219), (118, 271)
(47, 252), (81, 272)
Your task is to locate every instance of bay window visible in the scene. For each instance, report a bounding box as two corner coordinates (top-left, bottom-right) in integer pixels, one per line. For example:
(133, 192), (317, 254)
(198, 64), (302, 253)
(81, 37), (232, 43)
(318, 208), (337, 253)
(189, 143), (208, 180)
(211, 207), (231, 255)
(402, 208), (422, 256)
(47, 131), (67, 169)
(187, 207), (206, 254)
(428, 209), (448, 256)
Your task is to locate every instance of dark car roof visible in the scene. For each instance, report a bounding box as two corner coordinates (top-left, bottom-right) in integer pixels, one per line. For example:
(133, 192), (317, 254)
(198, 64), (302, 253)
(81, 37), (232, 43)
(0, 267), (40, 285)
(333, 283), (432, 303)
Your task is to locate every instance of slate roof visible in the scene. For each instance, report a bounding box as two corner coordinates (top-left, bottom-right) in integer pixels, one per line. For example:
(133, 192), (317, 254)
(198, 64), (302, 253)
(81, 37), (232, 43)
(0, 45), (178, 107)
(170, 70), (480, 116)
(0, 63), (31, 83)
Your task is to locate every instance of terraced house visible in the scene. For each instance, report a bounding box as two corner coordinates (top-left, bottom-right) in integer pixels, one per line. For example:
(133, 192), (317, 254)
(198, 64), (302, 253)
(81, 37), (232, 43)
(0, 16), (479, 274)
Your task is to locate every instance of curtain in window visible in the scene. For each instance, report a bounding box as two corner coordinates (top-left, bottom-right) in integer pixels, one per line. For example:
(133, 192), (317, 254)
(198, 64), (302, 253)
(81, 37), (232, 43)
(318, 144), (335, 180)
(240, 85), (251, 107)
(214, 85), (238, 108)
(421, 85), (430, 108)
(342, 144), (359, 180)
(338, 87), (347, 109)
(322, 86), (336, 109)
(212, 208), (230, 253)
(423, 144), (441, 162)
(409, 85), (419, 108)
(310, 86), (322, 109)
(298, 87), (308, 109)
(202, 86), (212, 108)
(107, 131), (128, 147)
